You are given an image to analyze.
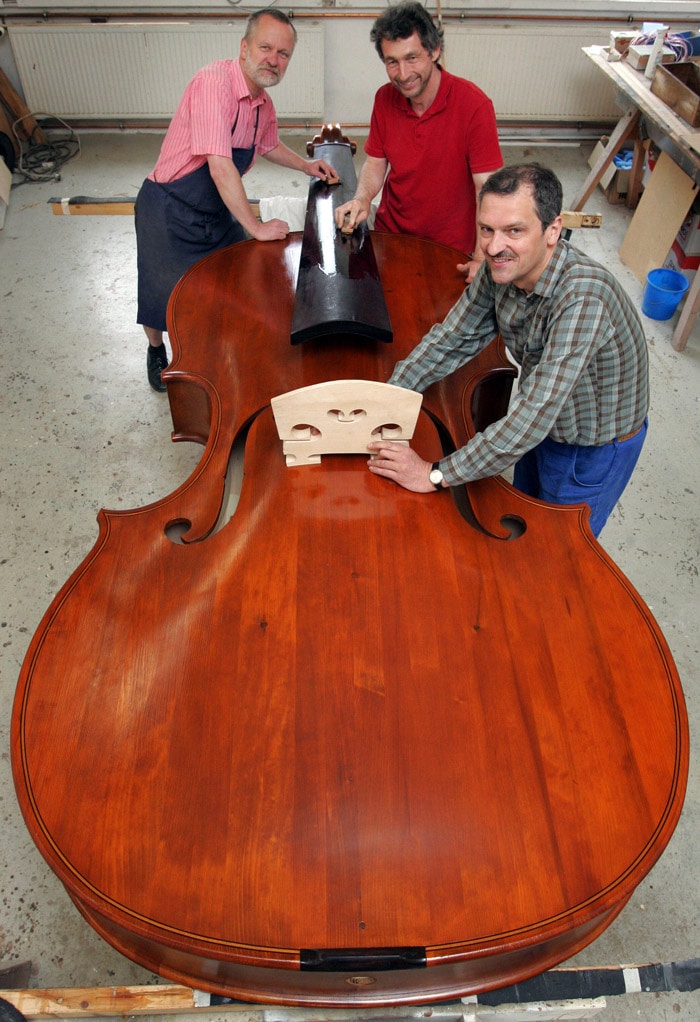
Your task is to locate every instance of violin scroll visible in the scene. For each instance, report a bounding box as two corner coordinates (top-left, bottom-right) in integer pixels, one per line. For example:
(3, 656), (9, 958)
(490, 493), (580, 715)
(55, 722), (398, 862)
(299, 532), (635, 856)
(307, 123), (357, 156)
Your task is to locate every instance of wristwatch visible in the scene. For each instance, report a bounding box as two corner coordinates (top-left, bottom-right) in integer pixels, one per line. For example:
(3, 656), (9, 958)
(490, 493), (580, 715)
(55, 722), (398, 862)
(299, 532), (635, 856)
(429, 461), (444, 490)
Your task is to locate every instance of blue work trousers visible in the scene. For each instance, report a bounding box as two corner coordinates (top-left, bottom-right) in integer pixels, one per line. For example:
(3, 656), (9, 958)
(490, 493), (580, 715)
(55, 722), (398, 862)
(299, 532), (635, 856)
(512, 420), (648, 537)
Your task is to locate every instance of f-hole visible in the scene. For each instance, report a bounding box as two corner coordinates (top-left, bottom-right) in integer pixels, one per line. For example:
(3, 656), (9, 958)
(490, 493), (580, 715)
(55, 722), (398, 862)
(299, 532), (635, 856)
(164, 420), (253, 544)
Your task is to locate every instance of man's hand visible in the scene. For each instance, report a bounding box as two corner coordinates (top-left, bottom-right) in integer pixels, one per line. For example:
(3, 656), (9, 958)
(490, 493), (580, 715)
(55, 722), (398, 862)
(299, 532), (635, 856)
(367, 441), (439, 493)
(307, 159), (340, 184)
(456, 256), (485, 285)
(251, 217), (291, 242)
(334, 197), (372, 234)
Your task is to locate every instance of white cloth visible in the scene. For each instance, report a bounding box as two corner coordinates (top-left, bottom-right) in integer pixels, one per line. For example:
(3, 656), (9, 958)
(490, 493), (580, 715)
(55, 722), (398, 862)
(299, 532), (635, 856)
(258, 195), (378, 230)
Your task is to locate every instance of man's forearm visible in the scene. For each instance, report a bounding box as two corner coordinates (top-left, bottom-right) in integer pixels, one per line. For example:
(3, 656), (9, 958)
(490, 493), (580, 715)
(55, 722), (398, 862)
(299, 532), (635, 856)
(208, 155), (260, 234)
(353, 156), (388, 205)
(262, 142), (309, 173)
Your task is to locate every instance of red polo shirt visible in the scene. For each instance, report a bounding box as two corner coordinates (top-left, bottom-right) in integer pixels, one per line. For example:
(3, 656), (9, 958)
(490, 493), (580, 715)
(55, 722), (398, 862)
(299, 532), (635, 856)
(365, 68), (502, 255)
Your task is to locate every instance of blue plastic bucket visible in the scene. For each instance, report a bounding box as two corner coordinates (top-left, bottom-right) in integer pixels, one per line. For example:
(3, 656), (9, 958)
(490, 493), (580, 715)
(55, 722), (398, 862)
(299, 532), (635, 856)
(641, 268), (690, 320)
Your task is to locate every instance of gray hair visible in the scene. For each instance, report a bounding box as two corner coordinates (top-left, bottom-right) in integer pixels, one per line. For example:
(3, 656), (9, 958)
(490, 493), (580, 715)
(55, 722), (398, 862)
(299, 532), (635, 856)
(245, 8), (298, 45)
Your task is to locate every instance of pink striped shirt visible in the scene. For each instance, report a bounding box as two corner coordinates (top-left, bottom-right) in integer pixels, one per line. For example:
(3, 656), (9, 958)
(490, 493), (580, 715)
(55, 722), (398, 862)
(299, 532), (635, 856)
(150, 60), (279, 183)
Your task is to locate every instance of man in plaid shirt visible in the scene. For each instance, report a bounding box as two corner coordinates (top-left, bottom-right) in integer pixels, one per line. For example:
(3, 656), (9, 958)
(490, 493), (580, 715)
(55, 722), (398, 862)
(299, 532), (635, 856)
(368, 163), (649, 537)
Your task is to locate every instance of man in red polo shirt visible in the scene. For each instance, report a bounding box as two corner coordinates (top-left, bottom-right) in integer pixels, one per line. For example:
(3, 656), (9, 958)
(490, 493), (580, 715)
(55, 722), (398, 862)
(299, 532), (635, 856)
(334, 1), (502, 283)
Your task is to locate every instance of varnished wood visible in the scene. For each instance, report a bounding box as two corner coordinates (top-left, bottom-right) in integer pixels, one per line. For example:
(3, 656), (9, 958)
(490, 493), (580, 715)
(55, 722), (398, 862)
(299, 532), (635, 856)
(291, 137), (392, 344)
(306, 123), (357, 157)
(12, 229), (688, 1005)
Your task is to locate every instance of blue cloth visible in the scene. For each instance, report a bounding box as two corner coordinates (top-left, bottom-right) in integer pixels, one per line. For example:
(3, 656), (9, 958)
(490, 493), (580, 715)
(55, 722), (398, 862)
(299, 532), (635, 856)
(512, 419), (648, 537)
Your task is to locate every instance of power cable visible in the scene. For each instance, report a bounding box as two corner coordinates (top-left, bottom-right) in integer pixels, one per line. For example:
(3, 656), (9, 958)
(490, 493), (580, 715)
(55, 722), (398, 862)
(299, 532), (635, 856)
(10, 112), (80, 186)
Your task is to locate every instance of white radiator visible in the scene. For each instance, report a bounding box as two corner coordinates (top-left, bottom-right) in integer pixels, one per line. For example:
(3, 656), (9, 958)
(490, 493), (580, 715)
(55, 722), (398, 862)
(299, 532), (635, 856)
(8, 22), (324, 119)
(445, 23), (617, 121)
(9, 19), (623, 124)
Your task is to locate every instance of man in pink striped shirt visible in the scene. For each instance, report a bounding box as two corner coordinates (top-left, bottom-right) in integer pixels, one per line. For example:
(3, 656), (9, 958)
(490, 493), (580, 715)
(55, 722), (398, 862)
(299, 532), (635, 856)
(136, 8), (338, 392)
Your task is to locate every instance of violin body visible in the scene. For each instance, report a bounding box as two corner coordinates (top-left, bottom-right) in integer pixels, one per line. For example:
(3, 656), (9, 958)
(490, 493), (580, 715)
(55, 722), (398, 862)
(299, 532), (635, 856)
(13, 225), (687, 1004)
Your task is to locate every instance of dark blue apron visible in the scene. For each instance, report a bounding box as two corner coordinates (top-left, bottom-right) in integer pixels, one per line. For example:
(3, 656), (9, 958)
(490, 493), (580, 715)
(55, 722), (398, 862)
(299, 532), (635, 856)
(136, 116), (258, 332)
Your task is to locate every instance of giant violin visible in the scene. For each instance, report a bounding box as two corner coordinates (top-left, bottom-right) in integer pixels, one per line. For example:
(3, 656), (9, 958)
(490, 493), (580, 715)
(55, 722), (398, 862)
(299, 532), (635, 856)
(12, 129), (688, 1005)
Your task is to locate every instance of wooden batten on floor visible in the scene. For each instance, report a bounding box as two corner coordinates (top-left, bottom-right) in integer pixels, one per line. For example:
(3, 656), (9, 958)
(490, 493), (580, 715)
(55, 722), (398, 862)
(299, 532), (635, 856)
(47, 196), (599, 232)
(0, 985), (606, 1021)
(1, 986), (203, 1018)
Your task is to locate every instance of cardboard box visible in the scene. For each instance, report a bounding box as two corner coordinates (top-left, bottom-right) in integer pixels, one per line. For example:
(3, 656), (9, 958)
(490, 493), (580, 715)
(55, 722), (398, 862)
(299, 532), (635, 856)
(610, 31), (637, 56)
(588, 138), (633, 205)
(676, 212), (700, 256)
(664, 239), (700, 283)
(626, 43), (675, 71)
(0, 155), (12, 229)
(651, 62), (700, 128)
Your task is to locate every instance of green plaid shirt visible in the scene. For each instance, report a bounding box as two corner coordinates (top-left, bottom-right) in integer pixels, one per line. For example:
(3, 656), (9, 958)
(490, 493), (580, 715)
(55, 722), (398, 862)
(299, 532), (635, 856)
(389, 239), (650, 485)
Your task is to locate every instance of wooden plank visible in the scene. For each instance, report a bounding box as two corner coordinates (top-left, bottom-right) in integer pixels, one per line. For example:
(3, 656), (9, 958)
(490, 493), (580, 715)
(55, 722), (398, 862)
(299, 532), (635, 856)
(49, 197), (263, 219)
(0, 67), (48, 145)
(0, 986), (203, 1018)
(0, 152), (11, 230)
(671, 261), (700, 350)
(569, 107), (640, 210)
(619, 150), (697, 282)
(0, 988), (605, 1021)
(627, 139), (646, 209)
(582, 48), (700, 162)
(3, 960), (697, 1018)
(650, 62), (700, 129)
(50, 197), (136, 215)
(48, 196), (599, 233)
(560, 211), (602, 228)
(0, 102), (20, 156)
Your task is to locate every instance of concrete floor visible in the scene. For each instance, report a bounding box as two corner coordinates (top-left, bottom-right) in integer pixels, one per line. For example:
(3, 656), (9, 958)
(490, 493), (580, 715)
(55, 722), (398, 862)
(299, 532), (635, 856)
(0, 133), (698, 1021)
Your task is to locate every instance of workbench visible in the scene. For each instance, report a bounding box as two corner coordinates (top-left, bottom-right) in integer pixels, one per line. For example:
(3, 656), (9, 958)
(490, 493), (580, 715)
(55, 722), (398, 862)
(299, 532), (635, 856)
(574, 46), (700, 351)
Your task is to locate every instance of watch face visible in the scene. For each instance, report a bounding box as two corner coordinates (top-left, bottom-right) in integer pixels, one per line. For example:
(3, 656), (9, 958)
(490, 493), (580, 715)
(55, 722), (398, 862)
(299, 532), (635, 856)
(429, 469), (443, 486)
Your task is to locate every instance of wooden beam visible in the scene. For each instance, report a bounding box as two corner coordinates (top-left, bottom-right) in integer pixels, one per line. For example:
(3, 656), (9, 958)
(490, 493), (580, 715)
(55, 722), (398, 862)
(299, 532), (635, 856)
(48, 197), (263, 219)
(0, 103), (20, 157)
(561, 211), (602, 229)
(48, 196), (600, 232)
(50, 196), (136, 215)
(569, 106), (640, 210)
(0, 986), (205, 1019)
(0, 68), (48, 145)
(0, 986), (605, 1020)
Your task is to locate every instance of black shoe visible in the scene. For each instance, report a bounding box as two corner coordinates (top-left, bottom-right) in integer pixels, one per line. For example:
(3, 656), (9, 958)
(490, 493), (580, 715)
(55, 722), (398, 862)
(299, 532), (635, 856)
(147, 344), (168, 393)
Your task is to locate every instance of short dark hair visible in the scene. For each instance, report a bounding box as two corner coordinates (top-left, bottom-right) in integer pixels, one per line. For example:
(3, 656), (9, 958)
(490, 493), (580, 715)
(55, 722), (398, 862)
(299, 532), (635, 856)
(479, 164), (563, 229)
(370, 2), (443, 60)
(245, 8), (298, 45)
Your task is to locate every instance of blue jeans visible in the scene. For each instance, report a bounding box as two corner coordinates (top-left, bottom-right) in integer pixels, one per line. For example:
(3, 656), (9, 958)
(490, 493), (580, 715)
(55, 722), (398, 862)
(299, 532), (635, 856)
(512, 420), (648, 537)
